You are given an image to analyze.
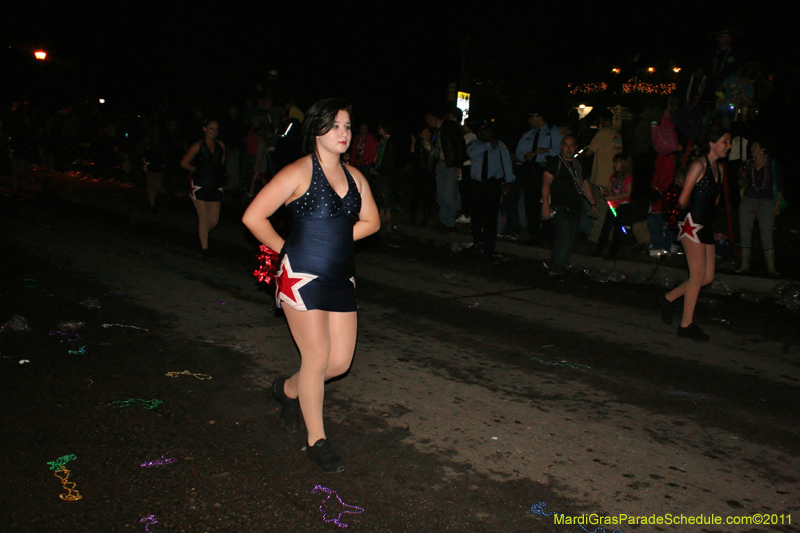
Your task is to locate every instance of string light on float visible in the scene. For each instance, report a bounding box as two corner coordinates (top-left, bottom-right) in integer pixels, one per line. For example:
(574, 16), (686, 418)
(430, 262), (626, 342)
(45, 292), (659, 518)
(622, 77), (676, 95)
(568, 82), (607, 95)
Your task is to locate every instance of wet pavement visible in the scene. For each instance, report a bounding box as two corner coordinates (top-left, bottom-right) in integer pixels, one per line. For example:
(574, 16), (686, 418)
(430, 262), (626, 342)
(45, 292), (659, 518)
(1, 169), (799, 532)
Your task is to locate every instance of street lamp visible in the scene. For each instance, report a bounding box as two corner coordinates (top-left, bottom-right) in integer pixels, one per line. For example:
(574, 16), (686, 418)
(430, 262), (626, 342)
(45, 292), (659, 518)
(34, 50), (47, 60)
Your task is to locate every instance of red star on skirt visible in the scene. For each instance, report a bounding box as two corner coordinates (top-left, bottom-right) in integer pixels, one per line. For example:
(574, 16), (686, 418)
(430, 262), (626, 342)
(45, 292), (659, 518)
(678, 213), (703, 244)
(275, 256), (318, 310)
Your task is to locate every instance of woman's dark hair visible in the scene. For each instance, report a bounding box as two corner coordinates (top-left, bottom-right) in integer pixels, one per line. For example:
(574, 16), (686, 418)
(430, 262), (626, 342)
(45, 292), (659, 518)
(699, 122), (729, 155)
(379, 122), (394, 135)
(202, 117), (218, 128)
(302, 98), (352, 155)
(749, 135), (772, 155)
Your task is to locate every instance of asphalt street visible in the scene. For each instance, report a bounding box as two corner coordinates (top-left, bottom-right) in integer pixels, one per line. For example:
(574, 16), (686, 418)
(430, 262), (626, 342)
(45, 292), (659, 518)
(1, 172), (799, 532)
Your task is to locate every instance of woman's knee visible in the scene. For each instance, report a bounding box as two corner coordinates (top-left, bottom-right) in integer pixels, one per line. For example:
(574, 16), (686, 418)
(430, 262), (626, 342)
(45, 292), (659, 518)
(325, 360), (351, 379)
(300, 355), (330, 377)
(701, 273), (714, 286)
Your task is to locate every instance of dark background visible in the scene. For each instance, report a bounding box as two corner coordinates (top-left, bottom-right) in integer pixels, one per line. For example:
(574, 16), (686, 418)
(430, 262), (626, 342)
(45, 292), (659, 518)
(4, 1), (794, 123)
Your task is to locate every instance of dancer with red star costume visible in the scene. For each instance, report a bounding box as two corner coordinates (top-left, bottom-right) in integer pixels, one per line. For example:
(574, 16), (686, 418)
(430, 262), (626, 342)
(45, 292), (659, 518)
(658, 124), (731, 341)
(242, 99), (379, 473)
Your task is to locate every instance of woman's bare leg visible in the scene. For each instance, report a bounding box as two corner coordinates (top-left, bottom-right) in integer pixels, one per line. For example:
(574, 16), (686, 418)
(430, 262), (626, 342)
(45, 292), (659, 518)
(192, 199), (221, 250)
(325, 311), (357, 379)
(666, 240), (714, 327)
(146, 172), (163, 209)
(282, 308), (356, 446)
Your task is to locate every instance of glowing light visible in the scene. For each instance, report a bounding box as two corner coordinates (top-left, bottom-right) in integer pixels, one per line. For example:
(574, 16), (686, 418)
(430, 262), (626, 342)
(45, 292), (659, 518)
(34, 50), (47, 60)
(99, 99), (105, 104)
(457, 91), (471, 124)
(673, 67), (681, 73)
(611, 68), (621, 74)
(575, 105), (593, 119)
(647, 67), (656, 73)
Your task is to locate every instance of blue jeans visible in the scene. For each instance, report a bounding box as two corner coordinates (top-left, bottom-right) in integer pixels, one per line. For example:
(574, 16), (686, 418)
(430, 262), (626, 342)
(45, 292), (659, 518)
(550, 207), (579, 273)
(647, 213), (667, 249)
(436, 162), (459, 227)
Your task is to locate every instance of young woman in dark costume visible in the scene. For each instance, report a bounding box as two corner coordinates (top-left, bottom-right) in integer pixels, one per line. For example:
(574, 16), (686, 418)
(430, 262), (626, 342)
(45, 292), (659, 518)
(658, 124), (731, 341)
(181, 119), (227, 257)
(242, 99), (379, 472)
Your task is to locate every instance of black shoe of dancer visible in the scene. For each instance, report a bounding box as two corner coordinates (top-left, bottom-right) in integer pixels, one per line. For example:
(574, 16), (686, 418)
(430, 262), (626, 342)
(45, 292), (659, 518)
(306, 439), (345, 473)
(657, 295), (673, 325)
(677, 323), (710, 341)
(271, 378), (302, 432)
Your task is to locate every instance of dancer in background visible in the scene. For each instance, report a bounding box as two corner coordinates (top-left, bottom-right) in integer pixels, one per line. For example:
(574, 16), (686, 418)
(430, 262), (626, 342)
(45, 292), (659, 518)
(181, 119), (226, 257)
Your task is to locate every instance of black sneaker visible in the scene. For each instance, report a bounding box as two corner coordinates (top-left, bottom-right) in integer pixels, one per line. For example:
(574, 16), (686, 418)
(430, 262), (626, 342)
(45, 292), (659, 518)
(657, 295), (673, 325)
(271, 378), (302, 432)
(306, 439), (345, 473)
(678, 323), (710, 341)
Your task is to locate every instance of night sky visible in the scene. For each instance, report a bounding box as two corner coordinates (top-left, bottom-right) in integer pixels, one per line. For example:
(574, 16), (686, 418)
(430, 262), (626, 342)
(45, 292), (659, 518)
(4, 1), (793, 125)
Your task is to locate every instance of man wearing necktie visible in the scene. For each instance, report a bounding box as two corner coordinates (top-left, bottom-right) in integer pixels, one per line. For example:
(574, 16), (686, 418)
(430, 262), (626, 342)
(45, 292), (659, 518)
(465, 122), (515, 257)
(512, 110), (563, 243)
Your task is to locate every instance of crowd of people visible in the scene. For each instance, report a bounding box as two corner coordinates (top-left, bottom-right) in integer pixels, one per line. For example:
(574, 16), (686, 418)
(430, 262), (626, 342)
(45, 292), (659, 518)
(1, 29), (786, 348)
(0, 27), (789, 475)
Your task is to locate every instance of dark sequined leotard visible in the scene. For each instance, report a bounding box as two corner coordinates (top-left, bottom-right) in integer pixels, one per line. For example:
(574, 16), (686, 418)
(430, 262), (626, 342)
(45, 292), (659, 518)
(678, 156), (721, 245)
(275, 154), (361, 311)
(190, 140), (225, 202)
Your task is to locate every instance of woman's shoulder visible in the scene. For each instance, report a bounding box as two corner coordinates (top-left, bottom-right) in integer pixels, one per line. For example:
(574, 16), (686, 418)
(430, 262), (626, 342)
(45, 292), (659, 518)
(344, 163), (368, 191)
(689, 158), (706, 173)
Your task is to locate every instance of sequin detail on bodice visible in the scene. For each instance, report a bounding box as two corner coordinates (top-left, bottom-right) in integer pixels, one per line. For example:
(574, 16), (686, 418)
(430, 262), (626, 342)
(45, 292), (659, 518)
(286, 154), (361, 220)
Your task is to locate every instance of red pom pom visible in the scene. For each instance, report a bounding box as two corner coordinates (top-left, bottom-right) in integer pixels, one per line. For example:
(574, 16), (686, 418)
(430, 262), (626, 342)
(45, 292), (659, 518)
(253, 245), (280, 284)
